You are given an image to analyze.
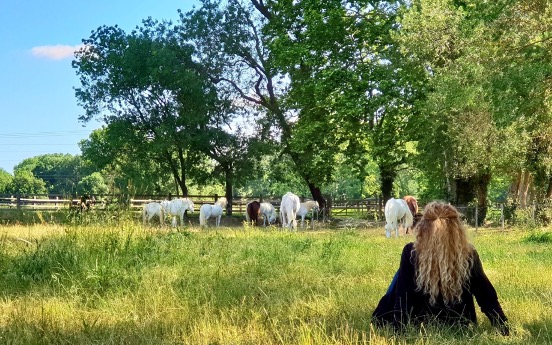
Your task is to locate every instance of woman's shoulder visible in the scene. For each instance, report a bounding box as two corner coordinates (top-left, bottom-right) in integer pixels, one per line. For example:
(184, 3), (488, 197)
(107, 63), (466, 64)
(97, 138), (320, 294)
(403, 242), (415, 251)
(401, 242), (416, 258)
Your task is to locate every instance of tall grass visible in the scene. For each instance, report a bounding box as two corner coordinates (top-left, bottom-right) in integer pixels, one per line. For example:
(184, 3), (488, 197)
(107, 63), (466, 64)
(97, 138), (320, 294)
(0, 221), (551, 344)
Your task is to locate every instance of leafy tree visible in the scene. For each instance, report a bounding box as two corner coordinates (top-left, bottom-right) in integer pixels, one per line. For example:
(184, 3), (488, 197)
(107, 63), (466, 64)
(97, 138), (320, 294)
(179, 0), (331, 208)
(395, 0), (504, 222)
(396, 0), (552, 222)
(14, 154), (84, 195)
(7, 170), (47, 195)
(265, 0), (419, 203)
(79, 126), (176, 195)
(483, 0), (552, 207)
(73, 18), (225, 197)
(0, 168), (13, 194)
(76, 172), (109, 196)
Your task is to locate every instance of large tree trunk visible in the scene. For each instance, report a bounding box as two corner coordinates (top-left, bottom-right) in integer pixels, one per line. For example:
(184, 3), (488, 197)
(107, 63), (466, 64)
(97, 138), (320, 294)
(165, 151), (188, 197)
(515, 170), (533, 208)
(476, 172), (491, 224)
(379, 165), (396, 203)
(509, 170), (522, 204)
(453, 172), (490, 226)
(307, 182), (326, 208)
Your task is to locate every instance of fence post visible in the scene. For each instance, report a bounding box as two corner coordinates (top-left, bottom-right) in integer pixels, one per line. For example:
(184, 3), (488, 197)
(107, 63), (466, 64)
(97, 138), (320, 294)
(16, 193), (21, 209)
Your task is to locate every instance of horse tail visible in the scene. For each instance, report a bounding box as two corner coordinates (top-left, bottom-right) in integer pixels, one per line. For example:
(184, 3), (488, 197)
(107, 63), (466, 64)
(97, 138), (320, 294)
(142, 204), (147, 225)
(160, 207), (164, 225)
(404, 206), (414, 229)
(199, 208), (206, 227)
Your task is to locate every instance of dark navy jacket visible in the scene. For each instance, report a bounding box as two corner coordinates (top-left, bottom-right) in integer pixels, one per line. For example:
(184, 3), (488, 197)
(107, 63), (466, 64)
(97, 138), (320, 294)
(372, 242), (509, 335)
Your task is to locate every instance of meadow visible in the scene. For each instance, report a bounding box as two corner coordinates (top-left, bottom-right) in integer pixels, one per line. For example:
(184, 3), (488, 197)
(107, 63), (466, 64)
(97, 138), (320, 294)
(0, 215), (551, 344)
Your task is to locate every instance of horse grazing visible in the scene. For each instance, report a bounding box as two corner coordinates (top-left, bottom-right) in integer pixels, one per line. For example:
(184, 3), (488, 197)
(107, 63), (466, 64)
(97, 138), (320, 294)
(403, 195), (419, 233)
(260, 202), (277, 227)
(142, 202), (164, 225)
(161, 198), (195, 227)
(297, 200), (320, 228)
(245, 201), (261, 226)
(280, 192), (301, 230)
(384, 197), (413, 238)
(199, 197), (228, 227)
(79, 195), (95, 212)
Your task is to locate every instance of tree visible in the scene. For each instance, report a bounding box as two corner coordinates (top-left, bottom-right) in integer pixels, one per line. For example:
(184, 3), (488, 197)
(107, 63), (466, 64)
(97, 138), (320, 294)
(259, 0), (416, 202)
(179, 0), (331, 208)
(14, 154), (84, 195)
(7, 170), (47, 195)
(76, 172), (109, 196)
(396, 0), (552, 222)
(73, 19), (225, 197)
(0, 168), (13, 194)
(79, 126), (177, 195)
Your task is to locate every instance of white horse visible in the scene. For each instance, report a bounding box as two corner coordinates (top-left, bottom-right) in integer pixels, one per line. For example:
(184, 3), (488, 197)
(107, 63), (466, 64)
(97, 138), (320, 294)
(384, 197), (413, 238)
(161, 198), (195, 227)
(260, 202), (277, 227)
(142, 202), (164, 225)
(297, 200), (320, 228)
(280, 192), (301, 230)
(199, 197), (228, 227)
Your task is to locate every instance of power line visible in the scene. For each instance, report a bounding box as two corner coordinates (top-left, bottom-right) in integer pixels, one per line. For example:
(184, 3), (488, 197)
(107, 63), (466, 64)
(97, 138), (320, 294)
(0, 130), (94, 139)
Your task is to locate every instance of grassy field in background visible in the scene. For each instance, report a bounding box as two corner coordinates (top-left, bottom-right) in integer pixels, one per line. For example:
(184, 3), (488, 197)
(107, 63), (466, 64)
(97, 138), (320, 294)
(0, 219), (551, 344)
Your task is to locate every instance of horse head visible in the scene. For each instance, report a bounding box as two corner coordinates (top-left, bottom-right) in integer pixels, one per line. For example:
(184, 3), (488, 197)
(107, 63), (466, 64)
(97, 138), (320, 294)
(186, 199), (195, 213)
(313, 201), (320, 212)
(160, 200), (170, 212)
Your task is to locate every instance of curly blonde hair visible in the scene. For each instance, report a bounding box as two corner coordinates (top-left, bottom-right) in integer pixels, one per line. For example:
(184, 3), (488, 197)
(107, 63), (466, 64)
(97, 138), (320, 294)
(413, 201), (474, 306)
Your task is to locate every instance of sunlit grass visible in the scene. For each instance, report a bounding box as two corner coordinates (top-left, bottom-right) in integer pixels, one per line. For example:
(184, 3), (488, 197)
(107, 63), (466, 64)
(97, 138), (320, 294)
(0, 219), (551, 344)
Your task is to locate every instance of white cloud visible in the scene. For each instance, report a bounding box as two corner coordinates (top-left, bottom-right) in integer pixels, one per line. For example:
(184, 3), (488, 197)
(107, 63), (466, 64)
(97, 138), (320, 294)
(30, 44), (84, 60)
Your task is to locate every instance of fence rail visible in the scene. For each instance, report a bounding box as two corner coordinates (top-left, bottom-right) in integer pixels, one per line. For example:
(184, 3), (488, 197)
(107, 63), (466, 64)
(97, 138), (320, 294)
(0, 193), (384, 217)
(1, 194), (549, 229)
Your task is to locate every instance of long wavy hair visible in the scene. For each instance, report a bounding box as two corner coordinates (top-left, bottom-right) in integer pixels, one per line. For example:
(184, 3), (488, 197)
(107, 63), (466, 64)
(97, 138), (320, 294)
(413, 201), (474, 306)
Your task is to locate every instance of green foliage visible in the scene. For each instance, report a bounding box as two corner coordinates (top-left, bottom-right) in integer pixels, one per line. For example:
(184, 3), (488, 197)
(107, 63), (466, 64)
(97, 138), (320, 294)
(76, 172), (109, 195)
(397, 0), (552, 206)
(13, 154), (87, 195)
(266, 0), (415, 200)
(7, 170), (47, 195)
(73, 18), (227, 196)
(0, 168), (13, 194)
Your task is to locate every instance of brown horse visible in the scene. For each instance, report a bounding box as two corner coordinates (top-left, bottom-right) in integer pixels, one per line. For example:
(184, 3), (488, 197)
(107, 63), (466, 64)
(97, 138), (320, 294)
(245, 201), (261, 226)
(403, 196), (419, 233)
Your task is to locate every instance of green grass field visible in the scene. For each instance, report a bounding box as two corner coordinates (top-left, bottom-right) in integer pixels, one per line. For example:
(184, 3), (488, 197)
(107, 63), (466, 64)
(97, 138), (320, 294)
(0, 219), (551, 344)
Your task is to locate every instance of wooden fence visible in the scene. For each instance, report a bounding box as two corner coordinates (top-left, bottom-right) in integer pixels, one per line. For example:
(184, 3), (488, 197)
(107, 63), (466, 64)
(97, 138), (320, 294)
(0, 193), (385, 219)
(1, 193), (550, 229)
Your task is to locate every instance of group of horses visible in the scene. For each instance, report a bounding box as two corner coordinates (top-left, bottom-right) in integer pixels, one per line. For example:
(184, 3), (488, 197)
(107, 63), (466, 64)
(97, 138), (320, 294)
(245, 192), (320, 230)
(142, 193), (420, 237)
(142, 192), (320, 230)
(142, 198), (196, 227)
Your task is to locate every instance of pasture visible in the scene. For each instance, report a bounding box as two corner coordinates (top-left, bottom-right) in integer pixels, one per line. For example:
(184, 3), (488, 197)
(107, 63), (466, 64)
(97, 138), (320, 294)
(0, 219), (551, 344)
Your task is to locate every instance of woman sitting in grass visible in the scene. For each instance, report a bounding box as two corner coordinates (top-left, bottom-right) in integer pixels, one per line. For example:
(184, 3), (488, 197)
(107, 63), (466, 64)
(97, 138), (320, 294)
(372, 201), (510, 336)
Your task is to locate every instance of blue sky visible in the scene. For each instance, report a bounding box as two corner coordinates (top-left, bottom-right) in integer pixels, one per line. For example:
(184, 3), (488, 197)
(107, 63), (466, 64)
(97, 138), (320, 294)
(0, 1), (199, 174)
